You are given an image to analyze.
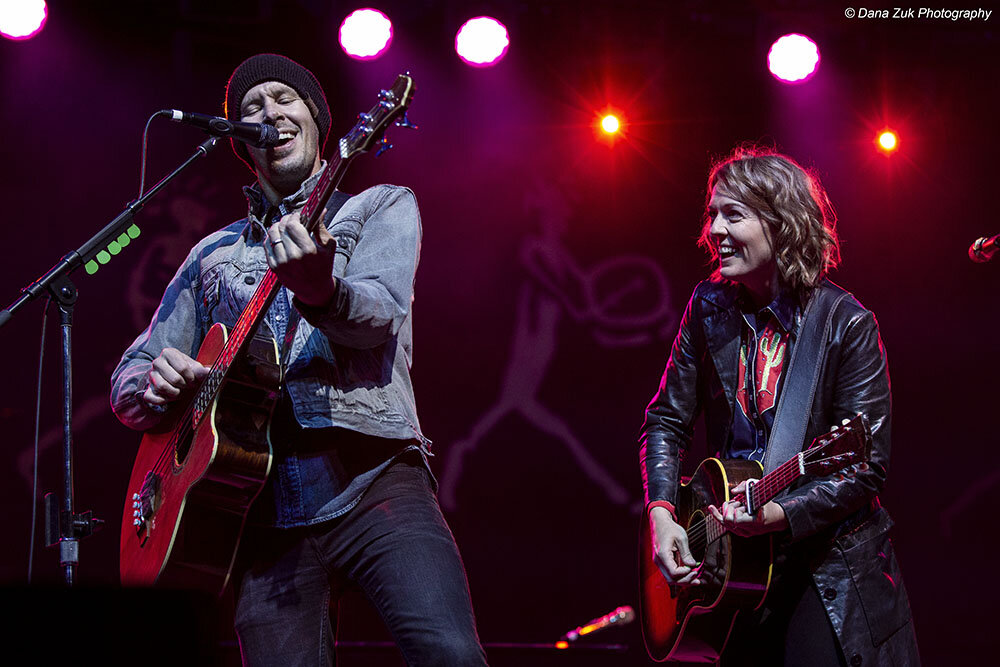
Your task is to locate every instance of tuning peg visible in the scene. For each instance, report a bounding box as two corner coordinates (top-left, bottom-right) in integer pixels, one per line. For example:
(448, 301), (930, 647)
(375, 138), (393, 157)
(395, 113), (418, 130)
(842, 418), (850, 426)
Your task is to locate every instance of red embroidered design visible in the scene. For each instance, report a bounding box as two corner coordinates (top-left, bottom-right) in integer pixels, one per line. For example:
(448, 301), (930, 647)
(736, 320), (787, 416)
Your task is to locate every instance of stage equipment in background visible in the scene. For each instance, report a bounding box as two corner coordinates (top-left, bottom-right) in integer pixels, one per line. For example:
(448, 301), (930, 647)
(640, 415), (872, 662)
(591, 105), (628, 146)
(120, 74), (417, 595)
(969, 233), (1000, 263)
(339, 8), (393, 60)
(767, 33), (820, 83)
(601, 114), (621, 134)
(877, 129), (900, 155)
(0, 133), (221, 585)
(455, 16), (509, 67)
(162, 109), (282, 148)
(0, 0), (46, 40)
(557, 605), (636, 647)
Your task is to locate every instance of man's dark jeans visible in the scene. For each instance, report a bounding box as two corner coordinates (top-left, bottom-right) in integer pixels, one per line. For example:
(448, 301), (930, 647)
(233, 456), (487, 666)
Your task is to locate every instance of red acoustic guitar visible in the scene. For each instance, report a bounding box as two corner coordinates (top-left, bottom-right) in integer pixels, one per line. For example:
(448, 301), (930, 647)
(639, 414), (872, 662)
(120, 74), (416, 594)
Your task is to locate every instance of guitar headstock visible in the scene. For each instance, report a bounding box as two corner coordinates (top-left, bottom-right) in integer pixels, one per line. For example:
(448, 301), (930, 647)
(339, 73), (416, 161)
(801, 413), (873, 477)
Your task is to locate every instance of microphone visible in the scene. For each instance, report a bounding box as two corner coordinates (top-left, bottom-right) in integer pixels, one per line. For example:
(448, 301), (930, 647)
(559, 605), (635, 642)
(162, 110), (282, 148)
(969, 234), (1000, 263)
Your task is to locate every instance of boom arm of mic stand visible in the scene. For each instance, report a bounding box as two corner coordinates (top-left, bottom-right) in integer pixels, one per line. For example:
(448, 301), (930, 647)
(0, 136), (219, 331)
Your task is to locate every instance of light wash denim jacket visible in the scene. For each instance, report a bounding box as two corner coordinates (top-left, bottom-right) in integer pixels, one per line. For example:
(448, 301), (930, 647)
(111, 170), (428, 525)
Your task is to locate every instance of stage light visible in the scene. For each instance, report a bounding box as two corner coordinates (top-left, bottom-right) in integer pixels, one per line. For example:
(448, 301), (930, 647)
(594, 107), (626, 145)
(0, 0), (47, 41)
(455, 16), (509, 67)
(339, 8), (392, 60)
(877, 129), (899, 154)
(767, 33), (820, 83)
(601, 114), (621, 134)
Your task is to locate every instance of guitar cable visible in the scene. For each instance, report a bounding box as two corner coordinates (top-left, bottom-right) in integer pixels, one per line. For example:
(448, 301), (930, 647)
(137, 111), (161, 198)
(27, 296), (51, 584)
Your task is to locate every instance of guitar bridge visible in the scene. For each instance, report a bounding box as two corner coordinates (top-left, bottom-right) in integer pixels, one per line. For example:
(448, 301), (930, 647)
(131, 471), (162, 543)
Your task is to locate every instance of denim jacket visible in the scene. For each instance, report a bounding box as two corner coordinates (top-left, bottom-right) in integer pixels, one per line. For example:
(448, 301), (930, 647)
(111, 171), (429, 523)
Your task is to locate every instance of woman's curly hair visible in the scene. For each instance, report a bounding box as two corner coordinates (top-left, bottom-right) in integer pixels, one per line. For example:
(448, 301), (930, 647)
(697, 146), (840, 299)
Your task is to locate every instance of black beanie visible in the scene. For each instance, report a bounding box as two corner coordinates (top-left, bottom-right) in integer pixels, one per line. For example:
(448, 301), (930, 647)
(224, 53), (332, 171)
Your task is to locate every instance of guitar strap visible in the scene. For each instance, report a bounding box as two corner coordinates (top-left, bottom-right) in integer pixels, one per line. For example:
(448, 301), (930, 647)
(761, 282), (849, 476)
(278, 190), (353, 365)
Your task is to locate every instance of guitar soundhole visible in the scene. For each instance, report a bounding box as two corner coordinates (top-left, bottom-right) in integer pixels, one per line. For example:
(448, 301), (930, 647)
(174, 429), (195, 467)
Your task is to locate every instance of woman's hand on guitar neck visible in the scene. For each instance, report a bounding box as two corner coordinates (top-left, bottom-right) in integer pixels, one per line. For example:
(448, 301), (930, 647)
(708, 479), (789, 537)
(649, 507), (702, 586)
(143, 347), (211, 406)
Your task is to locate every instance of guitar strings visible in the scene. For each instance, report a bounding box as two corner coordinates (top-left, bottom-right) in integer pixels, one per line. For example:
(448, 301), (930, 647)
(683, 453), (801, 552)
(145, 269), (279, 481)
(684, 453), (800, 551)
(145, 154), (348, 480)
(681, 433), (857, 553)
(130, 95), (404, 519)
(143, 168), (343, 481)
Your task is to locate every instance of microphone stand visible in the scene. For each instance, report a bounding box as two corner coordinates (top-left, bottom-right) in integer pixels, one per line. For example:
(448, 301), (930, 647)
(0, 136), (219, 585)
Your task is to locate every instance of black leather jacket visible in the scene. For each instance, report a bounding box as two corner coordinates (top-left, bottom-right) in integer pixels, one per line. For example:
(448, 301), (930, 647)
(640, 279), (919, 666)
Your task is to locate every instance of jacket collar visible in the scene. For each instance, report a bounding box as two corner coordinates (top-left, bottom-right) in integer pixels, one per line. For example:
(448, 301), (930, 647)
(736, 286), (800, 334)
(699, 280), (800, 331)
(241, 161), (328, 239)
(696, 280), (801, 421)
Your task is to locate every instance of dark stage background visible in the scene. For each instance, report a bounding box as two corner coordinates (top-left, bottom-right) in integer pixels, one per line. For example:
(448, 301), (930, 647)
(1, 1), (996, 664)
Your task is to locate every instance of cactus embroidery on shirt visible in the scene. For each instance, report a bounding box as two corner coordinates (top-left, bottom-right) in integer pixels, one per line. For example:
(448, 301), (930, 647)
(736, 321), (787, 417)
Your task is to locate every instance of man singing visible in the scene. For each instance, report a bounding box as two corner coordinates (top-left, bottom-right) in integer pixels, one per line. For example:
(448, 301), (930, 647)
(112, 53), (486, 666)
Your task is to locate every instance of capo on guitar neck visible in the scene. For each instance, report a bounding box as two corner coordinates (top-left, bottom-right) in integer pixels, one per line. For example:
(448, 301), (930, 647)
(743, 478), (757, 515)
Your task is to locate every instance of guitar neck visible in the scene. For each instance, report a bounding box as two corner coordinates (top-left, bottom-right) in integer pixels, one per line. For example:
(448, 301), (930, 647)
(701, 457), (804, 546)
(299, 150), (352, 232)
(191, 153), (350, 427)
(732, 454), (803, 513)
(187, 72), (416, 428)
